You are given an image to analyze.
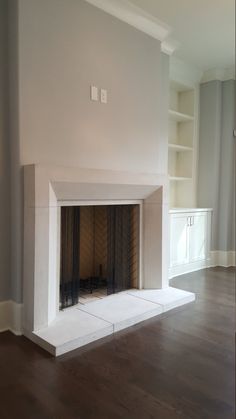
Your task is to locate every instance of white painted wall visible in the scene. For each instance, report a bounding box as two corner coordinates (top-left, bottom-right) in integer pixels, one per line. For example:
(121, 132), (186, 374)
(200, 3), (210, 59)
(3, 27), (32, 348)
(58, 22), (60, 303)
(18, 0), (168, 174)
(9, 0), (169, 303)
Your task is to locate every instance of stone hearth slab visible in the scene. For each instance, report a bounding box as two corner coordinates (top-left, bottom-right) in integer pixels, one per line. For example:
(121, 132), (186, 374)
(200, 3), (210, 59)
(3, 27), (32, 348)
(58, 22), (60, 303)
(127, 287), (195, 311)
(33, 287), (195, 356)
(78, 293), (163, 332)
(34, 308), (113, 356)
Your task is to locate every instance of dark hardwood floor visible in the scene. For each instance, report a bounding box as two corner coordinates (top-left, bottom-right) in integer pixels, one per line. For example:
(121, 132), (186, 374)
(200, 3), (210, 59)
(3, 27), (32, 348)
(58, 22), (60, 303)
(0, 268), (235, 419)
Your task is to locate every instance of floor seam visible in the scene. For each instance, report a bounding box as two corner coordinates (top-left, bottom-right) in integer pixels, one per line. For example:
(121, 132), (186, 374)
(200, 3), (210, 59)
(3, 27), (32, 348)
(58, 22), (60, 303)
(77, 306), (115, 329)
(126, 292), (165, 309)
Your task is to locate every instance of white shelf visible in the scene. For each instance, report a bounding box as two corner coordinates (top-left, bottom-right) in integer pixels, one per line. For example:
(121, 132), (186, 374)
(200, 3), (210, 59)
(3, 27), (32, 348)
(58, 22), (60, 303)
(168, 83), (197, 208)
(169, 207), (213, 214)
(169, 176), (192, 181)
(168, 109), (194, 123)
(168, 143), (193, 152)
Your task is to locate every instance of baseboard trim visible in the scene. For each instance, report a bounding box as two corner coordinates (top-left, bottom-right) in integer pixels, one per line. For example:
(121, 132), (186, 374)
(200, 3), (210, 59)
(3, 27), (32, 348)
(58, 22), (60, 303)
(210, 251), (236, 268)
(169, 259), (209, 279)
(169, 251), (235, 279)
(0, 300), (23, 335)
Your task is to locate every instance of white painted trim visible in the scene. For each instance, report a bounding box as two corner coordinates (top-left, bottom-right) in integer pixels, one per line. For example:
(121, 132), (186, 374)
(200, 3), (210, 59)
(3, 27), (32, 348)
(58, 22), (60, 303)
(201, 67), (235, 83)
(210, 251), (236, 268)
(58, 199), (143, 206)
(0, 301), (11, 333)
(169, 208), (213, 214)
(84, 0), (176, 54)
(169, 251), (235, 279)
(169, 259), (210, 279)
(0, 300), (23, 335)
(161, 39), (179, 56)
(24, 164), (169, 334)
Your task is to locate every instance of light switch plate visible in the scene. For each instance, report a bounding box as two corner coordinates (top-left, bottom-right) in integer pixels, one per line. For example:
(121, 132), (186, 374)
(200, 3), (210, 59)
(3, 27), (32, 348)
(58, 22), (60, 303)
(101, 89), (108, 104)
(91, 86), (98, 101)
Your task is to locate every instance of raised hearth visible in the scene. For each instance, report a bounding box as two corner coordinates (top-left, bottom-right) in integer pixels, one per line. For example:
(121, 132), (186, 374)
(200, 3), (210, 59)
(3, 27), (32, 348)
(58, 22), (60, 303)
(34, 287), (195, 356)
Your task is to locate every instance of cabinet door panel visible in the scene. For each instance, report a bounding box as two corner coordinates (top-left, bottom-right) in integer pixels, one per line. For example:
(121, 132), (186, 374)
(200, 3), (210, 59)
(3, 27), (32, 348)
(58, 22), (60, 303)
(170, 215), (189, 267)
(189, 213), (207, 262)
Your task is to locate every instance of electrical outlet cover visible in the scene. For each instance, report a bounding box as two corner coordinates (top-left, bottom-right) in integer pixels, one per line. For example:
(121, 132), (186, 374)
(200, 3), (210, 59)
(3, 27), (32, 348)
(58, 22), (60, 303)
(91, 86), (98, 101)
(101, 89), (108, 104)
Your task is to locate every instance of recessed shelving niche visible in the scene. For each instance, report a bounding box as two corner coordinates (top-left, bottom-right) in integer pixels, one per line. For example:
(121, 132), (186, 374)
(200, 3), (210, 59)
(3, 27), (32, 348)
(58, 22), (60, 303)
(168, 81), (199, 208)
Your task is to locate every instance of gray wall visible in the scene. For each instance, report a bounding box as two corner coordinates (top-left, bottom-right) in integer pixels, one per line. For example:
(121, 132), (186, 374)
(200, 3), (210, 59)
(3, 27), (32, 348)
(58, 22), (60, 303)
(218, 80), (235, 251)
(18, 0), (167, 174)
(198, 79), (235, 251)
(9, 0), (22, 303)
(8, 0), (169, 303)
(0, 0), (11, 301)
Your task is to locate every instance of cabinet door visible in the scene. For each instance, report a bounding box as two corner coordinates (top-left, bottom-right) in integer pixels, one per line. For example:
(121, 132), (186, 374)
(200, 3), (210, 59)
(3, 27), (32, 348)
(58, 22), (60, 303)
(189, 213), (207, 263)
(170, 215), (189, 267)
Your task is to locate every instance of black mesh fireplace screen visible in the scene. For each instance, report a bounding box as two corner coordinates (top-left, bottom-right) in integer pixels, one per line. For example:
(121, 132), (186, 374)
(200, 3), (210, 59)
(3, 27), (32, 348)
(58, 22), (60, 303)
(60, 207), (80, 309)
(107, 205), (132, 294)
(60, 205), (139, 309)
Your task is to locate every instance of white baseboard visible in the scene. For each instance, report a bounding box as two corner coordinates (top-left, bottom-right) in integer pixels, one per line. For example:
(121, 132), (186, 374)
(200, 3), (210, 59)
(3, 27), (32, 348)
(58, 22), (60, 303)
(169, 251), (235, 279)
(0, 300), (23, 335)
(210, 251), (236, 268)
(0, 301), (11, 333)
(169, 259), (210, 279)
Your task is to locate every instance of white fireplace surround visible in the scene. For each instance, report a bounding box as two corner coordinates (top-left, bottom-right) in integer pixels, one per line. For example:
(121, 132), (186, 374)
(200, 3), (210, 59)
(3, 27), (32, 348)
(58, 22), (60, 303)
(23, 164), (170, 336)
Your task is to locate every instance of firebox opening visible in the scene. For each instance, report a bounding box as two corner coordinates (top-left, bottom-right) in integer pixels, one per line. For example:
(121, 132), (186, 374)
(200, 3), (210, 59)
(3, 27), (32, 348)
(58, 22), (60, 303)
(60, 204), (140, 309)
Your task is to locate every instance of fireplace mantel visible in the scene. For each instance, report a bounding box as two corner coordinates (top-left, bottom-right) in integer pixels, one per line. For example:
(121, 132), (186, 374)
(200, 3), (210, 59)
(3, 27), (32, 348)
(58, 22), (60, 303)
(23, 164), (170, 338)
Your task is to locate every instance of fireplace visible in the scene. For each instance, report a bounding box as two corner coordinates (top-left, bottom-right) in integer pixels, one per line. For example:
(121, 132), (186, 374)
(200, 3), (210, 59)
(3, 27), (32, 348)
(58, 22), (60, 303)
(23, 165), (170, 335)
(60, 204), (139, 308)
(23, 166), (196, 356)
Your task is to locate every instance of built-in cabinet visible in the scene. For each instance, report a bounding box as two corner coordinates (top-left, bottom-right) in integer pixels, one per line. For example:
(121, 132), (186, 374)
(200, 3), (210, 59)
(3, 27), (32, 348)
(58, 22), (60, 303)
(168, 74), (213, 277)
(169, 209), (212, 278)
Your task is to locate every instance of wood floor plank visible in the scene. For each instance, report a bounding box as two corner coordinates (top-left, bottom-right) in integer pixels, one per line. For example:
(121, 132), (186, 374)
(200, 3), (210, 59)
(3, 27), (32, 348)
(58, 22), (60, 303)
(0, 267), (235, 418)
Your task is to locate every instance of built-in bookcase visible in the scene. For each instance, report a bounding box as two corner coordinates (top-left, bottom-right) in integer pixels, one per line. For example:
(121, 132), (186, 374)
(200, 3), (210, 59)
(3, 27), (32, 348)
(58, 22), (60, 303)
(168, 80), (198, 208)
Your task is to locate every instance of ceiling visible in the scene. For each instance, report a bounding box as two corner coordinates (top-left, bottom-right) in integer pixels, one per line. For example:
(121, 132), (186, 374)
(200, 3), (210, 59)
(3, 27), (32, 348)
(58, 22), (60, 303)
(129, 0), (235, 71)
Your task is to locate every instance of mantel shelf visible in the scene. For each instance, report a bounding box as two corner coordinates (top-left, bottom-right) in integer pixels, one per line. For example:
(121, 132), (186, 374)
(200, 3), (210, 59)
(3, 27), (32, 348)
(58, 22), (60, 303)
(168, 143), (193, 152)
(168, 109), (194, 122)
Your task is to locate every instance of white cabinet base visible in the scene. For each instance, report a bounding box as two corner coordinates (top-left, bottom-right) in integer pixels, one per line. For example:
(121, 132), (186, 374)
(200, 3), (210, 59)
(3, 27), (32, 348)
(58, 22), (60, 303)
(169, 257), (211, 279)
(169, 208), (212, 278)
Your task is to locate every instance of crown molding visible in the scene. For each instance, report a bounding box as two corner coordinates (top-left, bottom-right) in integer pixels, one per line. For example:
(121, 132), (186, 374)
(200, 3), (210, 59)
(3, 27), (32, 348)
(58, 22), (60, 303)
(84, 0), (177, 54)
(201, 67), (235, 83)
(161, 41), (175, 56)
(161, 38), (180, 56)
